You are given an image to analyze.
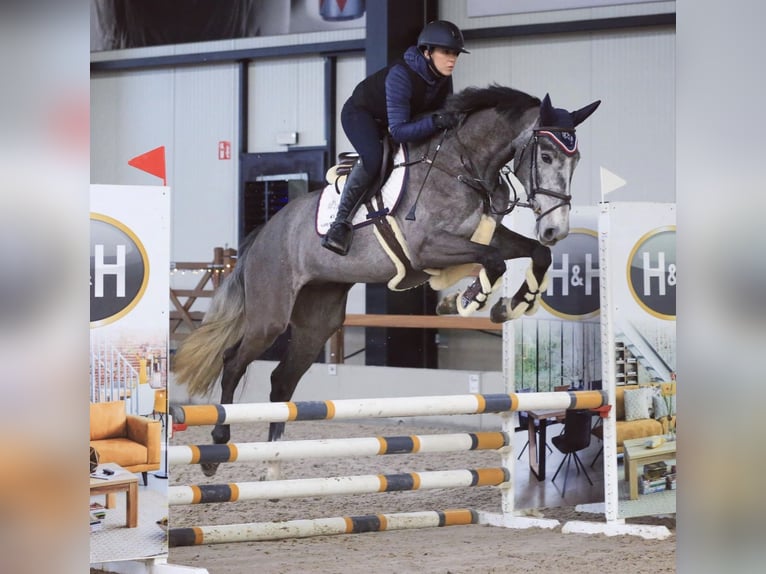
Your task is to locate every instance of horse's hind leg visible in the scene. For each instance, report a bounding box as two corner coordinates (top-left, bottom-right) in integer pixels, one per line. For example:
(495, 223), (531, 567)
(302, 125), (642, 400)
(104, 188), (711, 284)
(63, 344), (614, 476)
(264, 283), (351, 480)
(203, 324), (286, 477)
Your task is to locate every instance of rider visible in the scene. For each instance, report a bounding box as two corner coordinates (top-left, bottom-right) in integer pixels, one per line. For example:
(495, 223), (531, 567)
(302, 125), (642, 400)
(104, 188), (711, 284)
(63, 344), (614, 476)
(321, 20), (469, 256)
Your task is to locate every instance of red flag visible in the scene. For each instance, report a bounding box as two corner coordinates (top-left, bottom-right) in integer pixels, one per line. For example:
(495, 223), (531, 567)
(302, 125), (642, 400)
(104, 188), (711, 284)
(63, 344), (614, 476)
(128, 146), (166, 185)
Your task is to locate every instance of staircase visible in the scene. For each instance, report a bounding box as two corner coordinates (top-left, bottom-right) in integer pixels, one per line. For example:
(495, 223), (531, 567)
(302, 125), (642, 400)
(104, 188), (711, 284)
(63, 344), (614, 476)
(617, 321), (673, 382)
(90, 338), (141, 415)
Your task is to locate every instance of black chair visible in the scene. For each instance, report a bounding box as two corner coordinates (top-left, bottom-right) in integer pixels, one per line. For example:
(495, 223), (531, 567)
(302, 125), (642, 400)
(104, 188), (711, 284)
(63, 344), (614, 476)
(551, 409), (594, 496)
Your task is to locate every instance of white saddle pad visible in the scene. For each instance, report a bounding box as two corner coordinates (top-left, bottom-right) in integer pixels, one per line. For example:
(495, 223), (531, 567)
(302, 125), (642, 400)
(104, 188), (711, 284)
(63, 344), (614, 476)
(316, 146), (407, 236)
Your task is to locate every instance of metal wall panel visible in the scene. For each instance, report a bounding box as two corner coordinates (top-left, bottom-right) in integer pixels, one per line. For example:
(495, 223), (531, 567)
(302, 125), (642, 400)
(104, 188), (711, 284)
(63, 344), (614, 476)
(248, 56), (326, 152)
(171, 64), (240, 260)
(589, 28), (675, 203)
(91, 69), (174, 186)
(91, 63), (240, 261)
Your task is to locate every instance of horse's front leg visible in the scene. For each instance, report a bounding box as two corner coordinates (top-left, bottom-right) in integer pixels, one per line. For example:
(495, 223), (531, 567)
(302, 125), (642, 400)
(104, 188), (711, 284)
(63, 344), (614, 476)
(436, 261), (507, 317)
(488, 227), (552, 322)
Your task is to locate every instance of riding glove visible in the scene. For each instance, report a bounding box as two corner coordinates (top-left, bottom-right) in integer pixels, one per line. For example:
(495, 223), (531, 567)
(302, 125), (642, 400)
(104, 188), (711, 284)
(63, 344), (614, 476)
(432, 111), (460, 130)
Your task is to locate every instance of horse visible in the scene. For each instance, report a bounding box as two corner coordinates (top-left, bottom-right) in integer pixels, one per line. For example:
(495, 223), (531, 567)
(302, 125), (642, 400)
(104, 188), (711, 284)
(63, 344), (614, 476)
(173, 85), (600, 477)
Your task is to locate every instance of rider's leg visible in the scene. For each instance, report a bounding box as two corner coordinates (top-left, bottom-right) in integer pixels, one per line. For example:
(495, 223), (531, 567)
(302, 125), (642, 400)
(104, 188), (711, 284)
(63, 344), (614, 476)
(322, 100), (382, 256)
(321, 159), (373, 255)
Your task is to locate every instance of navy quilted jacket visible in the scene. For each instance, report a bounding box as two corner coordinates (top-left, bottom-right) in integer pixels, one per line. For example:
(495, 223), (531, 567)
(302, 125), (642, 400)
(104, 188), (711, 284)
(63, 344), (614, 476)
(351, 46), (453, 143)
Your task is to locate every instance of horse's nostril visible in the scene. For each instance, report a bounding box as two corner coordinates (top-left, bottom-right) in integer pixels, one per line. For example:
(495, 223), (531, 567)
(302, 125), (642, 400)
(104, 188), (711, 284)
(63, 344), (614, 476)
(541, 225), (568, 245)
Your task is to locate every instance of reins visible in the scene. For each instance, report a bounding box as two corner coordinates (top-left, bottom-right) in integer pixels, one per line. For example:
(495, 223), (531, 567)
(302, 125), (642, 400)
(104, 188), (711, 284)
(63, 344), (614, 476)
(396, 126), (516, 218)
(404, 128), (448, 221)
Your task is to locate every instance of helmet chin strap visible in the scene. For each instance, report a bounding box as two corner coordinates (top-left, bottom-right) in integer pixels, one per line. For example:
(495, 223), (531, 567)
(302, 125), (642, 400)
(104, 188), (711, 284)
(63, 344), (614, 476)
(423, 49), (446, 78)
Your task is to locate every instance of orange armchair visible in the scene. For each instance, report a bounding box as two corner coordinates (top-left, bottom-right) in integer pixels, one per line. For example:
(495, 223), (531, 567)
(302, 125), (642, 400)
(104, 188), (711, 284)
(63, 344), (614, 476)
(89, 401), (161, 485)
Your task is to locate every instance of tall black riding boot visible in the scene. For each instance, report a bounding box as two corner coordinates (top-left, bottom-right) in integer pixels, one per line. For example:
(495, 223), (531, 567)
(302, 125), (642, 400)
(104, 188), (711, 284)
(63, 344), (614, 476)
(321, 159), (373, 255)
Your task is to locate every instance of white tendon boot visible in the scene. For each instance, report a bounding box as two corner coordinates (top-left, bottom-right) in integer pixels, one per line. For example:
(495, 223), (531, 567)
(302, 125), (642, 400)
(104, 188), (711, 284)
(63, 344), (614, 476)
(507, 266), (550, 319)
(456, 268), (503, 317)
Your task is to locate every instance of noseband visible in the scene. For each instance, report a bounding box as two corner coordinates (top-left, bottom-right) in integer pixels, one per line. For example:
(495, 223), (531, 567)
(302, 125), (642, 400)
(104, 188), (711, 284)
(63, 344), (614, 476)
(504, 127), (577, 221)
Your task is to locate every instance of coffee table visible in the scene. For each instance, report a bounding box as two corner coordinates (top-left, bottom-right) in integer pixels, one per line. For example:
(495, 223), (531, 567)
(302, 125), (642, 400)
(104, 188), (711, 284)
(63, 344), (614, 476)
(90, 462), (138, 528)
(623, 436), (676, 500)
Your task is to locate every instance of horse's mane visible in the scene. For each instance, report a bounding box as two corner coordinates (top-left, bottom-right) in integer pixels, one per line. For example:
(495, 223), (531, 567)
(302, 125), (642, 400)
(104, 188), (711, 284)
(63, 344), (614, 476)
(446, 84), (540, 121)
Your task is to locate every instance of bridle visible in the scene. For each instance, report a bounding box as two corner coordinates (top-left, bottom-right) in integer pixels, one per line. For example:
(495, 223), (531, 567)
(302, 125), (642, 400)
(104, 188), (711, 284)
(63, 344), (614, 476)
(503, 126), (577, 221)
(397, 121), (577, 221)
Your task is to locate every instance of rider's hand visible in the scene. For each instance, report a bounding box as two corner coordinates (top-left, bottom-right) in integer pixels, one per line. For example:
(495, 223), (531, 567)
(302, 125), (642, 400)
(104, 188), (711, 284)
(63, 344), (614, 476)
(432, 111), (460, 130)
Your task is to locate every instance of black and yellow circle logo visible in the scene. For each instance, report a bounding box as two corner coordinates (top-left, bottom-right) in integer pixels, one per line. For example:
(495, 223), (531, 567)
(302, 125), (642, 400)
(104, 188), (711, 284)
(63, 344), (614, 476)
(626, 226), (676, 320)
(90, 213), (149, 327)
(541, 228), (600, 320)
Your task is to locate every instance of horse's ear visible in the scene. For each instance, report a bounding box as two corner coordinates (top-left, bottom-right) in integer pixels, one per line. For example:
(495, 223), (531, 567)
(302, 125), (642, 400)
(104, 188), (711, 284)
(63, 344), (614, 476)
(539, 93), (555, 125)
(571, 100), (601, 127)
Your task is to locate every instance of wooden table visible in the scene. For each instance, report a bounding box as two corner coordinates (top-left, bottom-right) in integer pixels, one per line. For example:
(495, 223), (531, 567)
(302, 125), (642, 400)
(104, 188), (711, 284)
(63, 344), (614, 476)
(623, 436), (677, 500)
(89, 462), (138, 528)
(525, 409), (566, 481)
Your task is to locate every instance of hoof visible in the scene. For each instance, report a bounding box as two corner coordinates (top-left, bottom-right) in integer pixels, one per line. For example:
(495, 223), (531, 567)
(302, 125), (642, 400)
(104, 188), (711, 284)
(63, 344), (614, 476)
(436, 293), (459, 315)
(200, 462), (220, 477)
(490, 296), (530, 322)
(490, 299), (508, 323)
(507, 296), (530, 320)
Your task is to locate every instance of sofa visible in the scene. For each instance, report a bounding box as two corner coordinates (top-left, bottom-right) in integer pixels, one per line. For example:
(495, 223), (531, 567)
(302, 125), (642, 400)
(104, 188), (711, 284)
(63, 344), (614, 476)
(90, 400), (161, 485)
(592, 383), (676, 454)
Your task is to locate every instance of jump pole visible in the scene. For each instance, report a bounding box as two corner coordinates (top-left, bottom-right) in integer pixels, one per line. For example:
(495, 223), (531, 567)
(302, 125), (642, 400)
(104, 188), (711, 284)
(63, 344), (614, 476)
(170, 509), (479, 547)
(169, 467), (510, 505)
(170, 391), (607, 426)
(169, 431), (510, 466)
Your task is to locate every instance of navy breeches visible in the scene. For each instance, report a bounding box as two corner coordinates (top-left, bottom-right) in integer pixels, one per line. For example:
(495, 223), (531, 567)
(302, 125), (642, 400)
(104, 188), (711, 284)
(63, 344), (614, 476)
(341, 99), (384, 178)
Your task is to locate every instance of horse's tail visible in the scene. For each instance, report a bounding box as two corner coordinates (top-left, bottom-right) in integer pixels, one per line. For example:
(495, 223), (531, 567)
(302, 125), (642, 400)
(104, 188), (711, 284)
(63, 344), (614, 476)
(173, 229), (260, 397)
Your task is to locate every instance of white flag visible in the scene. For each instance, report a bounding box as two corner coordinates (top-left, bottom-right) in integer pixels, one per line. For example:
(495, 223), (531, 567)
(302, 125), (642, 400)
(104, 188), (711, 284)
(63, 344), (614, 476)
(600, 166), (626, 196)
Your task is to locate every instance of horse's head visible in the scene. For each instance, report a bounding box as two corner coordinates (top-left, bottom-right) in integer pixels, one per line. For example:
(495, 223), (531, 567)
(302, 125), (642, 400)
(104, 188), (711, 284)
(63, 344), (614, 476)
(512, 94), (600, 245)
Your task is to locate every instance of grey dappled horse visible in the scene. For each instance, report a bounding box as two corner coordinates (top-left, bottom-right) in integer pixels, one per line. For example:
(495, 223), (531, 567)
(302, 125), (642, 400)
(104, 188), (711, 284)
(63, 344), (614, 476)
(174, 85), (600, 477)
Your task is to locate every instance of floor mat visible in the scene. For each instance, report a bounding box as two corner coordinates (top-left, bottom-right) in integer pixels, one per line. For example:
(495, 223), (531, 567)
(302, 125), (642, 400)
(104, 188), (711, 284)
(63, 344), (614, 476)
(90, 486), (168, 564)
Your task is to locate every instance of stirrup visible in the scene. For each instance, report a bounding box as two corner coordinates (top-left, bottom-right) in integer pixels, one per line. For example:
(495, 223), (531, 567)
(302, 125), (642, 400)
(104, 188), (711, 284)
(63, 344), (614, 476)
(322, 221), (353, 255)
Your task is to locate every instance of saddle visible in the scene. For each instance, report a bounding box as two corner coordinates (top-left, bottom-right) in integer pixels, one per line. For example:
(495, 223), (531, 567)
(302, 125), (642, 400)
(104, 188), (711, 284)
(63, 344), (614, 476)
(325, 137), (396, 219)
(325, 151), (359, 189)
(316, 141), (496, 293)
(317, 138), (405, 234)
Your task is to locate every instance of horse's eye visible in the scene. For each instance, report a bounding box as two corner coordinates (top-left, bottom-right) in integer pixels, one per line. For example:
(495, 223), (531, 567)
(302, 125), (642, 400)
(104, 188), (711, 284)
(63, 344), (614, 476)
(541, 153), (553, 164)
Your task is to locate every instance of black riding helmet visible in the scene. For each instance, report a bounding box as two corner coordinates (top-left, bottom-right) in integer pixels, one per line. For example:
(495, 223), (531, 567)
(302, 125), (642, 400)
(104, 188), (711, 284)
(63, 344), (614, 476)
(417, 20), (470, 54)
